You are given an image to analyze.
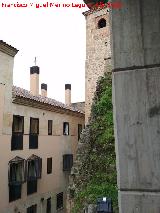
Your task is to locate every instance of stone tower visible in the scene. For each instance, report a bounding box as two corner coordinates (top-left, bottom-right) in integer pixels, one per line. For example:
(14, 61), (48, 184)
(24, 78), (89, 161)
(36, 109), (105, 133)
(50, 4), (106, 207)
(83, 8), (111, 124)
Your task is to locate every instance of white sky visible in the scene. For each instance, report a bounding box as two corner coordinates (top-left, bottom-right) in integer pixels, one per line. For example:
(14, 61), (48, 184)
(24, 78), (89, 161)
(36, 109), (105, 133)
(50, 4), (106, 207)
(0, 0), (87, 103)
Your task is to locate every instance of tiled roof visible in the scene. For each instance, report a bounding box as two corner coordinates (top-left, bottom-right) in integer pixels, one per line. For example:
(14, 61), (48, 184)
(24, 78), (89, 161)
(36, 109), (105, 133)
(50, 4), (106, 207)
(12, 86), (84, 114)
(0, 40), (18, 51)
(82, 5), (108, 16)
(71, 102), (85, 113)
(0, 40), (18, 57)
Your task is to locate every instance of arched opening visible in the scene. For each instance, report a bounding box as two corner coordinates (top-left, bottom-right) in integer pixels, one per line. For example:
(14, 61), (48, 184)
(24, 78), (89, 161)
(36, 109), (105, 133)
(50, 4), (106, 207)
(98, 18), (106, 29)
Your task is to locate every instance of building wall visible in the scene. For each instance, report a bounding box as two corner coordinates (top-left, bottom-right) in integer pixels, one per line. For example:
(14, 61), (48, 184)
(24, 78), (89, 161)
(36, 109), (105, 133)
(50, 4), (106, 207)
(84, 8), (111, 124)
(0, 102), (84, 213)
(0, 50), (14, 135)
(0, 42), (85, 213)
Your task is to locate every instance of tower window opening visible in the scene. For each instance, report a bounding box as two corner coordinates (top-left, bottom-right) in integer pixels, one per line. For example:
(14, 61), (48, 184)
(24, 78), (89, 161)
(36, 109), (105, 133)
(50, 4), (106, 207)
(98, 18), (106, 29)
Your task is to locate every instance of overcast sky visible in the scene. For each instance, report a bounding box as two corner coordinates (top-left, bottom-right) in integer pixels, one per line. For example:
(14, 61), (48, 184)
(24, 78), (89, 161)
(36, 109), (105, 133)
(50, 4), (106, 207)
(0, 0), (87, 103)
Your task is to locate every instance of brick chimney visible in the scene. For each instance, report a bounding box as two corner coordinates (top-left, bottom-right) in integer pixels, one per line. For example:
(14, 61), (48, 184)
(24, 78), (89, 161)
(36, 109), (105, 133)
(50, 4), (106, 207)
(30, 66), (39, 96)
(65, 84), (71, 106)
(41, 83), (47, 97)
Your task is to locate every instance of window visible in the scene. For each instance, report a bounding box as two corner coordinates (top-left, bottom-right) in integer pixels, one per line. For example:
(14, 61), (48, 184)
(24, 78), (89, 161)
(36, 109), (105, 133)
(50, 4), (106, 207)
(78, 124), (82, 140)
(26, 155), (42, 195)
(47, 158), (52, 174)
(30, 118), (39, 134)
(48, 120), (52, 135)
(8, 156), (25, 202)
(98, 18), (106, 29)
(27, 155), (42, 180)
(29, 118), (39, 149)
(9, 184), (22, 202)
(27, 180), (37, 195)
(63, 154), (73, 171)
(12, 115), (24, 133)
(11, 115), (24, 150)
(46, 197), (51, 213)
(27, 204), (37, 213)
(63, 122), (69, 135)
(56, 192), (63, 210)
(8, 157), (25, 185)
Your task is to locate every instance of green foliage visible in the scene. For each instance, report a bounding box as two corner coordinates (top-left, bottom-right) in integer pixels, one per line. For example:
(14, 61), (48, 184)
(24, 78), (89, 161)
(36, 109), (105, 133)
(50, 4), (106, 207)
(71, 72), (118, 212)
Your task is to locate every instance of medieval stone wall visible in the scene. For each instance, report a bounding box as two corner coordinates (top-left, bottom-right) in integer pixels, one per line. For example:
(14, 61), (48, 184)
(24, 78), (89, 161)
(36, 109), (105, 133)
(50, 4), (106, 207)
(84, 8), (111, 123)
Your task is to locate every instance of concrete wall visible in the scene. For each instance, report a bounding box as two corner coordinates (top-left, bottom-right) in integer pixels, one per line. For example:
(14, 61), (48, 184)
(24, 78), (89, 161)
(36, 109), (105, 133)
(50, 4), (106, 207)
(84, 8), (111, 124)
(111, 0), (160, 212)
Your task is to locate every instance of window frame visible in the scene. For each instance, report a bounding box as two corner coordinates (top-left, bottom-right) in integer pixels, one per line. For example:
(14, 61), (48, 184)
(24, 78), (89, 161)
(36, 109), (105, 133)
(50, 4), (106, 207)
(11, 115), (24, 150)
(9, 184), (22, 202)
(8, 156), (26, 185)
(56, 192), (63, 210)
(47, 158), (52, 174)
(12, 115), (24, 134)
(30, 117), (39, 135)
(63, 154), (73, 172)
(8, 156), (25, 202)
(63, 122), (69, 136)
(29, 117), (39, 149)
(26, 155), (42, 181)
(27, 179), (37, 195)
(48, 120), (53, 135)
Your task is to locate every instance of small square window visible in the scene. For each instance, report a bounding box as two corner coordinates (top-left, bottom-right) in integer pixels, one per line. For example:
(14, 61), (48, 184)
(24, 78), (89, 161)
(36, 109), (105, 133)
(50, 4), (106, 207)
(47, 158), (52, 174)
(48, 120), (52, 135)
(56, 192), (63, 210)
(63, 122), (69, 135)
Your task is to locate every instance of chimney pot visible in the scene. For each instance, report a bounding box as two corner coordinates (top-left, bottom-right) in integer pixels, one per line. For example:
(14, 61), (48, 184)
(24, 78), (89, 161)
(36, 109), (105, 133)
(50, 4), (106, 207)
(30, 66), (40, 74)
(65, 84), (71, 106)
(41, 83), (47, 97)
(30, 66), (40, 96)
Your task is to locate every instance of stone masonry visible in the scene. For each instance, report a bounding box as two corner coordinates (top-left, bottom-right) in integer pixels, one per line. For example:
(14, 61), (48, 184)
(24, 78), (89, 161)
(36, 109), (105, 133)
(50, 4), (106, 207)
(83, 8), (111, 124)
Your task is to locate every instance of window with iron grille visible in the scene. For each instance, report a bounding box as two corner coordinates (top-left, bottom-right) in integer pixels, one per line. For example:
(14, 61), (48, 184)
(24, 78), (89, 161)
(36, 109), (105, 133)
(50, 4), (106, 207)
(48, 120), (52, 135)
(46, 197), (51, 213)
(63, 122), (69, 135)
(63, 154), (73, 171)
(11, 115), (24, 150)
(78, 124), (82, 141)
(56, 192), (63, 210)
(26, 155), (42, 195)
(8, 156), (25, 202)
(29, 118), (39, 149)
(47, 158), (52, 174)
(27, 204), (37, 213)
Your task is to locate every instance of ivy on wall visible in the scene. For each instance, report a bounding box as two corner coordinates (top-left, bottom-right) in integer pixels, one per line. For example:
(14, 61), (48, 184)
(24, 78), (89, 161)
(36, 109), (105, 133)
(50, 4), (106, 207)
(69, 72), (118, 213)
